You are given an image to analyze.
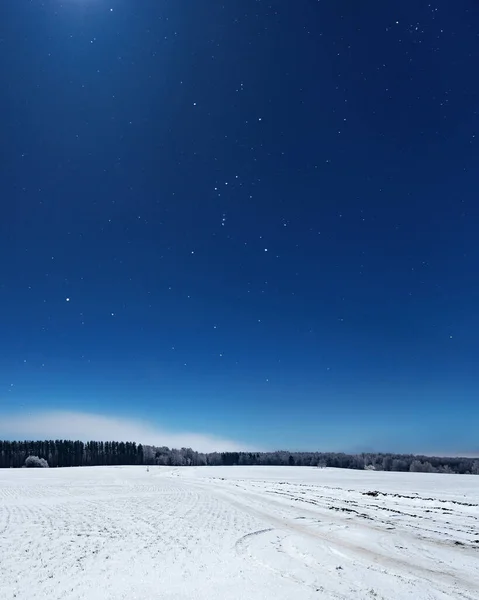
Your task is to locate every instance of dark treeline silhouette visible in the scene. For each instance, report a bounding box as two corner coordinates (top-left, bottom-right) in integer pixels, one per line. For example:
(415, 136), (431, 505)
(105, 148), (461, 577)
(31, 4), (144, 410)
(0, 440), (143, 468)
(1, 440), (478, 474)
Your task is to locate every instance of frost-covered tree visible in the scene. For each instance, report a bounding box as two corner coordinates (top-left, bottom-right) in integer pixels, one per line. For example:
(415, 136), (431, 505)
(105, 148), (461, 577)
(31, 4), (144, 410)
(410, 460), (435, 473)
(25, 455), (49, 468)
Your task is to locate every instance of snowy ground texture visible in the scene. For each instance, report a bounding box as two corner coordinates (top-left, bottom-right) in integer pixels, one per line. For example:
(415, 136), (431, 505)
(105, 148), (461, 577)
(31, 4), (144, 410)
(1, 466), (479, 600)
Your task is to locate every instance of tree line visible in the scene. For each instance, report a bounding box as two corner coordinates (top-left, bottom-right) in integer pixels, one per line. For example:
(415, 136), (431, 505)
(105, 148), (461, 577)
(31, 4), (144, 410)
(1, 440), (478, 474)
(0, 440), (143, 468)
(147, 447), (479, 474)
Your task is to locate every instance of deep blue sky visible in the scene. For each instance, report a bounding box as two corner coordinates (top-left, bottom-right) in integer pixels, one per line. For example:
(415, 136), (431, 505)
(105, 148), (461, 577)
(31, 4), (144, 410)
(1, 1), (478, 454)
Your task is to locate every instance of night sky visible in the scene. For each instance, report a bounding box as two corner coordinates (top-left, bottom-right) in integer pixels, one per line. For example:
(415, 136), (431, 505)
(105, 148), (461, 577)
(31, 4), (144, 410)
(1, 1), (478, 454)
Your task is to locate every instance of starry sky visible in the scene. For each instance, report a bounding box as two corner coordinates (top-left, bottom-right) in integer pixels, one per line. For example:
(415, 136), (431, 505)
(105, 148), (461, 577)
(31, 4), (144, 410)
(1, 1), (478, 455)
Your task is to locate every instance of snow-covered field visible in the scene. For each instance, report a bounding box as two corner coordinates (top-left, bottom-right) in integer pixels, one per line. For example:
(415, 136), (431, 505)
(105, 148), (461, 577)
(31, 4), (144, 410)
(1, 466), (478, 600)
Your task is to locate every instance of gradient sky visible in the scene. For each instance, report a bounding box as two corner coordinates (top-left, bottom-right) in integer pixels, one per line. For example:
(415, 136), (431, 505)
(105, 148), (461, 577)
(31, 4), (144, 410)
(1, 1), (478, 455)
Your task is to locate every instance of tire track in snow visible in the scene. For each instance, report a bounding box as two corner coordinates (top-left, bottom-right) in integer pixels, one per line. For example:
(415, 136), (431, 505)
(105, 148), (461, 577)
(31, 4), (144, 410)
(234, 528), (274, 553)
(204, 478), (479, 599)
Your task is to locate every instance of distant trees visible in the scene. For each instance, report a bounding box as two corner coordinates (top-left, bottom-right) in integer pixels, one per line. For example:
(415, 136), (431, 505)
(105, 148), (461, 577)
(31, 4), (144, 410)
(25, 455), (49, 468)
(0, 440), (477, 475)
(409, 460), (435, 473)
(198, 449), (478, 475)
(0, 440), (143, 469)
(391, 458), (409, 472)
(382, 456), (393, 471)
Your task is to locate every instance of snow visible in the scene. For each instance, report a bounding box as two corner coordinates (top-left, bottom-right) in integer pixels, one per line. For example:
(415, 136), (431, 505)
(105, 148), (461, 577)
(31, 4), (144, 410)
(1, 466), (478, 600)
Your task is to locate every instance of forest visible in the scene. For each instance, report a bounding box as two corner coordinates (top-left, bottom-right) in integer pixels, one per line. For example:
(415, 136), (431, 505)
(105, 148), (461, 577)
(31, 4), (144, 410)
(1, 440), (478, 474)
